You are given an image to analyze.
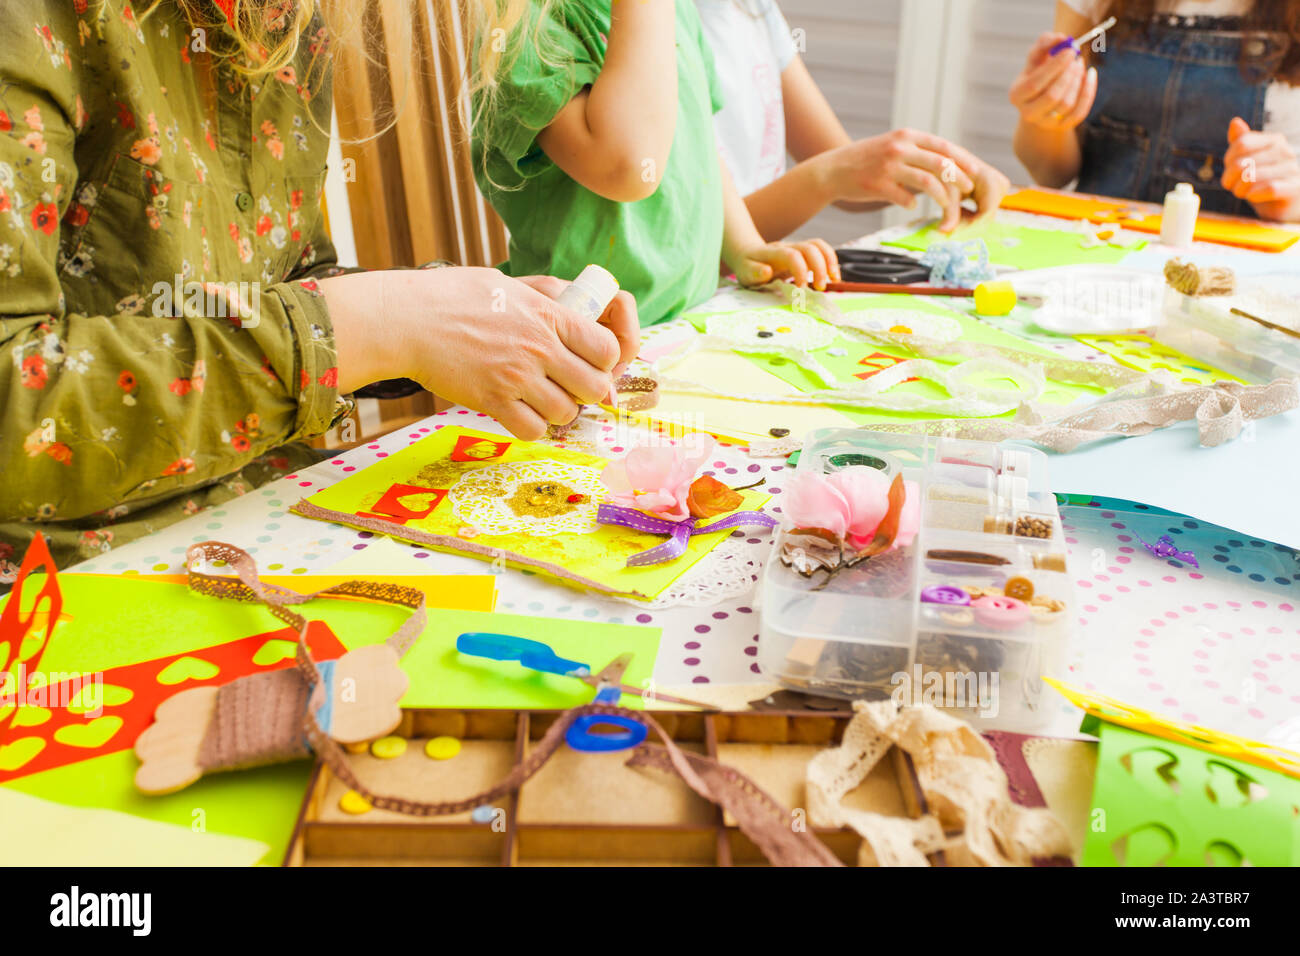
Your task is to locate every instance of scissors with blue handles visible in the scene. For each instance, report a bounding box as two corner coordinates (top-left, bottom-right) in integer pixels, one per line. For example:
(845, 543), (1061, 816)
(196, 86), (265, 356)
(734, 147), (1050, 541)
(455, 633), (715, 751)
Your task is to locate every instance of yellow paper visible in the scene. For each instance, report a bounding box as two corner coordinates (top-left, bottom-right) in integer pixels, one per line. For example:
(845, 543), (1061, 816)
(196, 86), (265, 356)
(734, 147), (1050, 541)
(294, 427), (769, 600)
(638, 350), (858, 442)
(1073, 333), (1246, 385)
(1046, 678), (1300, 781)
(0, 787), (270, 865)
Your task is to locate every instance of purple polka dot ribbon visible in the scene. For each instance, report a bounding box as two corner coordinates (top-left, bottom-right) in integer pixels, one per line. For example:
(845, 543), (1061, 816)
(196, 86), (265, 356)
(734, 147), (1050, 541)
(597, 504), (777, 567)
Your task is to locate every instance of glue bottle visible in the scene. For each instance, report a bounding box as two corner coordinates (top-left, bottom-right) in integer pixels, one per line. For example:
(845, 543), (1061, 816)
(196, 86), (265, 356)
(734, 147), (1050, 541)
(558, 263), (620, 323)
(557, 263), (621, 408)
(1159, 182), (1199, 247)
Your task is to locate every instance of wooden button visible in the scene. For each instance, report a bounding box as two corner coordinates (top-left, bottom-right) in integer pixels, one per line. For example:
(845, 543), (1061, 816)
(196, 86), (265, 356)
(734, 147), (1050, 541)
(1004, 576), (1034, 601)
(339, 790), (372, 815)
(424, 736), (461, 760)
(370, 736), (407, 759)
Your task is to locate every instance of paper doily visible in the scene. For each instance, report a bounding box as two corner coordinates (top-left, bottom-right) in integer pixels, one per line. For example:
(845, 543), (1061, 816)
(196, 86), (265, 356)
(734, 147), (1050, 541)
(706, 308), (838, 351)
(833, 307), (963, 349)
(611, 533), (770, 609)
(448, 461), (606, 536)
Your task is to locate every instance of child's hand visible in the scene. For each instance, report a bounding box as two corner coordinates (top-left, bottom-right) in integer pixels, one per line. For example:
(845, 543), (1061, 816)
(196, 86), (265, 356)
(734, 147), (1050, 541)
(1222, 117), (1300, 223)
(731, 239), (840, 290)
(824, 130), (1010, 232)
(1010, 32), (1097, 133)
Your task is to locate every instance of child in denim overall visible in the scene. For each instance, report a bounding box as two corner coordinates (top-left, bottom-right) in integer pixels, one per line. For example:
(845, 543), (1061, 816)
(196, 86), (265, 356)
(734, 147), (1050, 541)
(1011, 1), (1300, 222)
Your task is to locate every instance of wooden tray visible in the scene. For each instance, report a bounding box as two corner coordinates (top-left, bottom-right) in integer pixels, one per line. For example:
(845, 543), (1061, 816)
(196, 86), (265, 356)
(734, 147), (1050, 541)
(283, 707), (936, 866)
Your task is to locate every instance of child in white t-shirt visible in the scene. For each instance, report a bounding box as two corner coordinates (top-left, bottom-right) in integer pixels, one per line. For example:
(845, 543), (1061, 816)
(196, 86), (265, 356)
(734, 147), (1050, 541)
(695, 0), (1011, 240)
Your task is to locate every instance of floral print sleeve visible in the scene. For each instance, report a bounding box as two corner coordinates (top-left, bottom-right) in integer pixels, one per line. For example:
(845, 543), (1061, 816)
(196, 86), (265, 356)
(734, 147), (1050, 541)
(0, 1), (354, 572)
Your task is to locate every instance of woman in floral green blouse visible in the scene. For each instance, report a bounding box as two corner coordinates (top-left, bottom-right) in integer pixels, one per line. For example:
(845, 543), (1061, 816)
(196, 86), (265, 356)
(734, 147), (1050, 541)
(0, 0), (639, 576)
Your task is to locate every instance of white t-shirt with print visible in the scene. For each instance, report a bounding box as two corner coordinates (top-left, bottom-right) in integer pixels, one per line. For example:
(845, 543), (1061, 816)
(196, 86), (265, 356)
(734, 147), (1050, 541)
(1061, 0), (1300, 144)
(695, 0), (797, 196)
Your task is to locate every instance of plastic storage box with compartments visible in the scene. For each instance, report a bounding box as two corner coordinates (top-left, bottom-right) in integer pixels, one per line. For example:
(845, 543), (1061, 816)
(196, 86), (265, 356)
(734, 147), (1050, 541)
(1159, 277), (1300, 383)
(759, 430), (1074, 731)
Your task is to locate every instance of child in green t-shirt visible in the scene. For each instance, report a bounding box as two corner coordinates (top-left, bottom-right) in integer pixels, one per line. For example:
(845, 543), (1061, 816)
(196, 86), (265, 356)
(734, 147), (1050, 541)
(469, 0), (839, 327)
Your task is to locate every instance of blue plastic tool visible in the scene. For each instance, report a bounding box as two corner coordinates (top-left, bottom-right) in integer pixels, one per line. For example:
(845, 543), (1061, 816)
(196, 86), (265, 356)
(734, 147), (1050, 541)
(456, 632), (650, 752)
(565, 687), (649, 752)
(455, 632), (589, 678)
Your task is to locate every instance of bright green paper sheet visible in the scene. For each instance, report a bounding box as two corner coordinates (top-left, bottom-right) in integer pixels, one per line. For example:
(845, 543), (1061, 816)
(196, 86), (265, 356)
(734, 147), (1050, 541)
(1, 573), (662, 864)
(1081, 720), (1300, 867)
(683, 294), (1110, 428)
(400, 607), (661, 710)
(883, 220), (1144, 271)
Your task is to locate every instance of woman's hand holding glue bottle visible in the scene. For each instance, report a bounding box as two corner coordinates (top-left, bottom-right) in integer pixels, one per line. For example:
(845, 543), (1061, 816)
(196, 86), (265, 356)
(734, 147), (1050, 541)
(542, 263), (633, 437)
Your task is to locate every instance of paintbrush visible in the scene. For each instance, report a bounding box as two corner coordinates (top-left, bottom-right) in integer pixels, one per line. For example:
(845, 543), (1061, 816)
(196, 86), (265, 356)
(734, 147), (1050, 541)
(1230, 307), (1300, 340)
(1050, 15), (1116, 56)
(825, 280), (1045, 307)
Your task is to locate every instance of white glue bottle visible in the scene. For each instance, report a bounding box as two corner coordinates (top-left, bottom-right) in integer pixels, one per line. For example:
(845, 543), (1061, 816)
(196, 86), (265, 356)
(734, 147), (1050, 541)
(1160, 182), (1199, 247)
(557, 263), (620, 321)
(557, 263), (620, 408)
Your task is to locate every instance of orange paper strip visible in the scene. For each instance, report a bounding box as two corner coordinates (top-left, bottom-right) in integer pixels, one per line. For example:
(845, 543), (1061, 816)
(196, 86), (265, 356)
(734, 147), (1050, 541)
(1000, 188), (1299, 253)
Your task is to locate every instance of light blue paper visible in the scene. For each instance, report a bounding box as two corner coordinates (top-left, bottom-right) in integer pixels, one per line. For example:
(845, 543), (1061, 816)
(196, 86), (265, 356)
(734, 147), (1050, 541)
(1033, 409), (1300, 550)
(1122, 246), (1297, 278)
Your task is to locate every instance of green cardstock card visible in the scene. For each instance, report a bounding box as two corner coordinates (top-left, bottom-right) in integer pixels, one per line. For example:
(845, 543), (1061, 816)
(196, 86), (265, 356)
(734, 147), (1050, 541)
(1082, 720), (1300, 867)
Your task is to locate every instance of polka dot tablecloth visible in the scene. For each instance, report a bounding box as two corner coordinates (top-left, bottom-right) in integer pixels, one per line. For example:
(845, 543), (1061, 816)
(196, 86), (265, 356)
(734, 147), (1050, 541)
(1058, 500), (1299, 743)
(72, 406), (1298, 742)
(72, 408), (787, 690)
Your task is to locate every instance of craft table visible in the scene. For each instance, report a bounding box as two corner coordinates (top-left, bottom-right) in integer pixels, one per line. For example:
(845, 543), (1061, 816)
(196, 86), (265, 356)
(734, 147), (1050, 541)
(30, 200), (1300, 861)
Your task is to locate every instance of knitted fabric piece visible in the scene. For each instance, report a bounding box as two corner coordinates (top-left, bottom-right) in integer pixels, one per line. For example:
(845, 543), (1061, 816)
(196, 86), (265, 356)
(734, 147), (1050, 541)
(170, 542), (426, 776)
(197, 668), (311, 772)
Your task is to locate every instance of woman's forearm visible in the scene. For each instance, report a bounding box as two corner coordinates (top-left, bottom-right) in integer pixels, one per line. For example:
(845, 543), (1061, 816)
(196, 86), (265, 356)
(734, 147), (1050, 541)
(320, 271), (409, 395)
(1014, 118), (1083, 188)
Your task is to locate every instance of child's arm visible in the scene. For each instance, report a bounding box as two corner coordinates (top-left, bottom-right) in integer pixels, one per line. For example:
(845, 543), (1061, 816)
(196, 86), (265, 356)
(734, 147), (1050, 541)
(743, 56), (1008, 240)
(535, 0), (678, 202)
(718, 155), (840, 290)
(1222, 116), (1300, 223)
(1010, 3), (1096, 188)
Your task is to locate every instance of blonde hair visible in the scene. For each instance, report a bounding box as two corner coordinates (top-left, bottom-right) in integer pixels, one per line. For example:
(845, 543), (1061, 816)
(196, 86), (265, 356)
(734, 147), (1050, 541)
(463, 0), (575, 188)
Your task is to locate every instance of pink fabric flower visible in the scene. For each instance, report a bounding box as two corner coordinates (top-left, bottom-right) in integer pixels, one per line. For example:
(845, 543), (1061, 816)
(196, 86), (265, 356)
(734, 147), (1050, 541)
(784, 467), (920, 552)
(784, 471), (851, 540)
(830, 467), (891, 549)
(601, 437), (715, 522)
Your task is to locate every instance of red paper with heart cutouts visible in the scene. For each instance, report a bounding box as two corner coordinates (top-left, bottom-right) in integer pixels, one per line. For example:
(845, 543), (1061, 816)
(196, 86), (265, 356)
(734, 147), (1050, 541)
(0, 618), (345, 784)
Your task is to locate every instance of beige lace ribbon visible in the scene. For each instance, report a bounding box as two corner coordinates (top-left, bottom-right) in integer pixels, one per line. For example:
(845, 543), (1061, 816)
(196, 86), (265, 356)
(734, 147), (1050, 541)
(807, 701), (1074, 867)
(820, 377), (1299, 452)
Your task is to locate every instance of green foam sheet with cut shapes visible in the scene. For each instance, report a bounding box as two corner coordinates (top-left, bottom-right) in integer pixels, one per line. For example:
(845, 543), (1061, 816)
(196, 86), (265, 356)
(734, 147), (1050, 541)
(1082, 721), (1300, 867)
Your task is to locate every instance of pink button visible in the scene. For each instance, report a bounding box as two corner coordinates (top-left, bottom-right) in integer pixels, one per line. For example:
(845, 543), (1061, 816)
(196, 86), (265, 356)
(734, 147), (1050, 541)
(972, 594), (1030, 629)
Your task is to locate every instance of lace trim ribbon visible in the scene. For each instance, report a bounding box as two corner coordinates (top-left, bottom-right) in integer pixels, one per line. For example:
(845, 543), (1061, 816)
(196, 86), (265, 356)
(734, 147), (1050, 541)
(807, 700), (1075, 867)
